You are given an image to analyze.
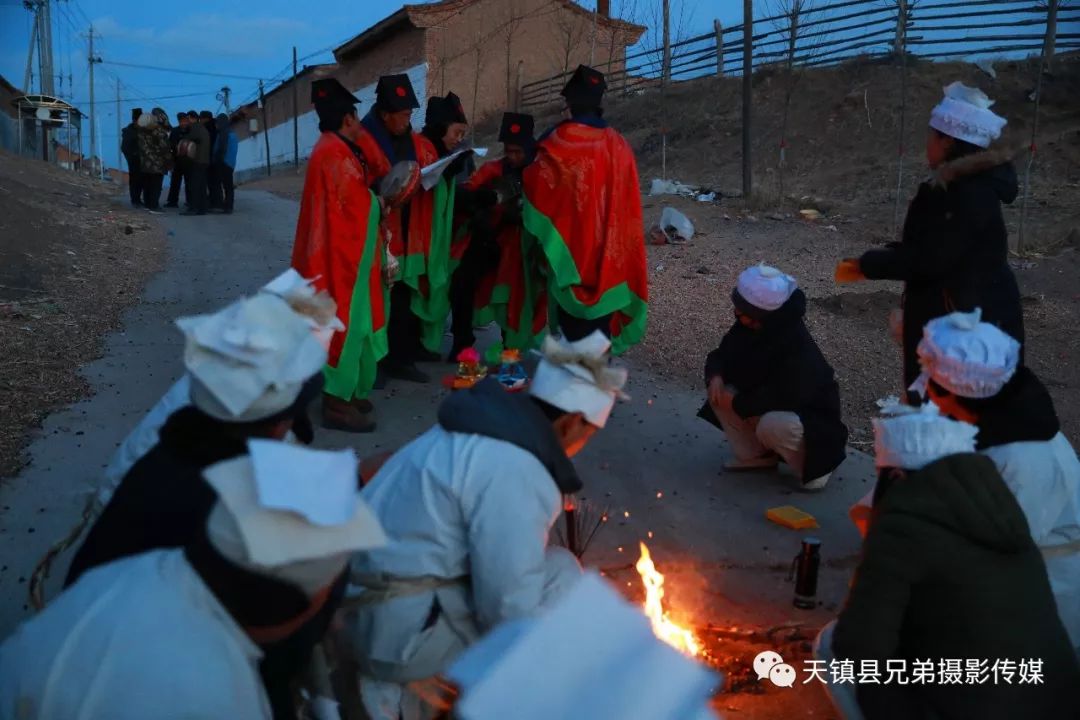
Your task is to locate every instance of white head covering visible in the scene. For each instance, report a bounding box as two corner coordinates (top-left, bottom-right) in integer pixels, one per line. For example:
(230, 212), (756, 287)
(177, 293), (328, 422)
(914, 309), (1020, 399)
(929, 82), (1007, 149)
(735, 263), (797, 312)
(259, 269), (344, 351)
(873, 400), (979, 470)
(203, 440), (386, 596)
(529, 331), (628, 428)
(448, 572), (720, 720)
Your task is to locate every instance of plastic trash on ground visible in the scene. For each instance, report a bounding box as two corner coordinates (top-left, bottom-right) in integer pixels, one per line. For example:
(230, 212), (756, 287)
(697, 192), (716, 203)
(659, 207), (694, 242)
(649, 178), (698, 197)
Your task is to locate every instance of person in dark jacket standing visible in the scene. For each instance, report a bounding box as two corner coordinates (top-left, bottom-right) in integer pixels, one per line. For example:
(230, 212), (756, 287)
(183, 111), (210, 215)
(121, 107), (143, 207)
(836, 82), (1023, 392)
(818, 405), (1080, 720)
(212, 114), (238, 213)
(699, 264), (848, 490)
(166, 111), (190, 209)
(201, 110), (222, 209)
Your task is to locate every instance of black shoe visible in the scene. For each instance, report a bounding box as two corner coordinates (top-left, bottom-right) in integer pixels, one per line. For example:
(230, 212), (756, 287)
(416, 349), (441, 362)
(164, 203), (179, 209)
(385, 362), (430, 384)
(373, 366), (387, 390)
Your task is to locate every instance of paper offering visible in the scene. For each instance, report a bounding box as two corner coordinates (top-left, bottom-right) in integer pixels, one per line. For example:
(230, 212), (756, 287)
(420, 147), (489, 190)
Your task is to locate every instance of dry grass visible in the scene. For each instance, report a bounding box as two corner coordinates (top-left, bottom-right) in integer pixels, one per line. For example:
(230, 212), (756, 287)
(0, 151), (166, 478)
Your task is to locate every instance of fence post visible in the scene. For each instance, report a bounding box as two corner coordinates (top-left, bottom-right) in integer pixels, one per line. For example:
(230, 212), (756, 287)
(893, 0), (908, 55)
(1043, 0), (1059, 74)
(1020, 23), (1051, 255)
(714, 20), (724, 76)
(662, 0), (671, 87)
(292, 46), (299, 170)
(742, 0), (753, 197)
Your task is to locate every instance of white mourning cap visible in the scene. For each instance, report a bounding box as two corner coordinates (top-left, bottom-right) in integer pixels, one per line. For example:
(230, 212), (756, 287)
(929, 82), (1007, 149)
(204, 439), (387, 596)
(259, 269), (344, 351)
(177, 293), (327, 422)
(915, 309), (1020, 399)
(735, 263), (797, 312)
(447, 572), (721, 720)
(873, 400), (979, 470)
(529, 331), (628, 428)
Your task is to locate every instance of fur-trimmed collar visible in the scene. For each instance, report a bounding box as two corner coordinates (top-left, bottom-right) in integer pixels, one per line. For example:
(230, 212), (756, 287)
(930, 146), (1022, 188)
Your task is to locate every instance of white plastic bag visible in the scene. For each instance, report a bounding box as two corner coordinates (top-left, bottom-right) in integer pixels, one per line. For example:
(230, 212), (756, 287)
(659, 207), (694, 242)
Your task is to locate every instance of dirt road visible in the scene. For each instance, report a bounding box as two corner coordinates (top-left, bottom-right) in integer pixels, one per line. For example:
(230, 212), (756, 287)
(0, 188), (875, 717)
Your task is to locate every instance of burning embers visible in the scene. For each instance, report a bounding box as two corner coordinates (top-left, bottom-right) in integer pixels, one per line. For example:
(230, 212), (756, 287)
(635, 542), (702, 657)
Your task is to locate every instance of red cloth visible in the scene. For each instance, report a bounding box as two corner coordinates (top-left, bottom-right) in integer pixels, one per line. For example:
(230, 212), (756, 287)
(522, 122), (648, 351)
(291, 131), (384, 369)
(464, 159), (548, 349)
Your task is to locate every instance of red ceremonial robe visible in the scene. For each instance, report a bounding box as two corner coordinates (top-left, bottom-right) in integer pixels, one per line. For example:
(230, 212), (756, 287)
(291, 131), (387, 401)
(462, 158), (548, 352)
(355, 131), (454, 354)
(522, 120), (648, 354)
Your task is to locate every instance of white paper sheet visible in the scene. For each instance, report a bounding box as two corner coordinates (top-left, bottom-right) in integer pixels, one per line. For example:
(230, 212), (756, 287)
(420, 147), (488, 190)
(249, 439), (359, 526)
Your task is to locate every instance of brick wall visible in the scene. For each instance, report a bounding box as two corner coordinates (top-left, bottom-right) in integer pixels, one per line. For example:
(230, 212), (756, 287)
(417, 0), (641, 124)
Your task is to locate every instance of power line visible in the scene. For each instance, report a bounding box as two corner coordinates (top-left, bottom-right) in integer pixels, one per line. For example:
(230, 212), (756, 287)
(100, 59), (267, 80)
(69, 90), (216, 104)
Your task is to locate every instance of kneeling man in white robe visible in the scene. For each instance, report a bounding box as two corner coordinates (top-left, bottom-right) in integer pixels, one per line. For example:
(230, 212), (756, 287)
(0, 442), (385, 720)
(341, 330), (627, 720)
(914, 309), (1080, 654)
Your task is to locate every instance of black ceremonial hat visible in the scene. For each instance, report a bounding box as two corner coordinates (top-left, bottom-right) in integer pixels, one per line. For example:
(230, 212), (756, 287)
(498, 112), (535, 144)
(376, 74), (420, 112)
(561, 64), (607, 106)
(311, 78), (360, 110)
(444, 92), (467, 124)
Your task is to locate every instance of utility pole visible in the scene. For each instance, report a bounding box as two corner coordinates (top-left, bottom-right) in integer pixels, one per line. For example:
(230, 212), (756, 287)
(662, 0), (671, 87)
(24, 3), (38, 93)
(115, 78), (121, 171)
(292, 47), (299, 169)
(1043, 0), (1059, 74)
(742, 0), (753, 197)
(86, 25), (101, 171)
(259, 80), (271, 177)
(40, 0), (55, 96)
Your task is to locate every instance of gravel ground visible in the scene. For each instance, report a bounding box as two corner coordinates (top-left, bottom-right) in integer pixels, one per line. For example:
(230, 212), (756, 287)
(631, 193), (1080, 447)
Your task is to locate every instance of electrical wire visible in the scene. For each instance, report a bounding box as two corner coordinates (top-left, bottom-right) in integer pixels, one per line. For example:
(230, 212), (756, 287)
(100, 60), (267, 81)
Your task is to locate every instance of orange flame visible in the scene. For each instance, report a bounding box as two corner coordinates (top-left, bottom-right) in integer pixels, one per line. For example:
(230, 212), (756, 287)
(635, 542), (701, 657)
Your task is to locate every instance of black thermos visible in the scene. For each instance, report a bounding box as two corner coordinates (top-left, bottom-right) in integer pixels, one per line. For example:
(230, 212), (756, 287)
(791, 537), (821, 610)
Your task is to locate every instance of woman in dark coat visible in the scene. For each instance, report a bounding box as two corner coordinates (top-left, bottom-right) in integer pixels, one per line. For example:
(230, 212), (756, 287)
(699, 264), (848, 490)
(837, 82), (1023, 390)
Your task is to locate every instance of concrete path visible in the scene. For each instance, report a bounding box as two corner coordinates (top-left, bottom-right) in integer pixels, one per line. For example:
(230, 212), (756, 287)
(0, 188), (876, 652)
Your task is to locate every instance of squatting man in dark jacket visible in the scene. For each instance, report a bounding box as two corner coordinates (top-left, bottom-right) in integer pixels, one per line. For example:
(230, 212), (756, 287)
(816, 402), (1080, 720)
(700, 264), (848, 490)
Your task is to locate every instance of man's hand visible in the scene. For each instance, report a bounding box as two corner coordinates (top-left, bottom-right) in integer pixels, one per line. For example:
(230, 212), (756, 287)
(707, 376), (726, 410)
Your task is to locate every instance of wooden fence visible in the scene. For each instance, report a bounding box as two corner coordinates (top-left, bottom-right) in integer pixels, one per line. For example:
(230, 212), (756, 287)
(520, 0), (1079, 109)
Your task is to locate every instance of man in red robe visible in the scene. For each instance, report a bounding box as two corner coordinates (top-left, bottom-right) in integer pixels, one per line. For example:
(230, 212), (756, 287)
(450, 112), (547, 359)
(292, 78), (388, 433)
(355, 75), (441, 385)
(522, 65), (648, 354)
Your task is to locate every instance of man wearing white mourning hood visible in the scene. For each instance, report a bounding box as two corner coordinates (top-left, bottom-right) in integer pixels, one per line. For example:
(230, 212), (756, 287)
(0, 442), (386, 720)
(340, 330), (626, 720)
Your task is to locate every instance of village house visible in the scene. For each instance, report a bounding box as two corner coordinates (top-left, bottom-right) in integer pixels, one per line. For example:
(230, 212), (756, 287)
(230, 0), (643, 181)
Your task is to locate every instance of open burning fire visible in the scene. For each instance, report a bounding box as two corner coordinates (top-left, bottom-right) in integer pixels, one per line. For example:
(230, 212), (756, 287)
(635, 542), (702, 657)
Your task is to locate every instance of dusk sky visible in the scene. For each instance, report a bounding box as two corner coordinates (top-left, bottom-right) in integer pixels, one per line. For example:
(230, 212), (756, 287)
(0, 0), (724, 167)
